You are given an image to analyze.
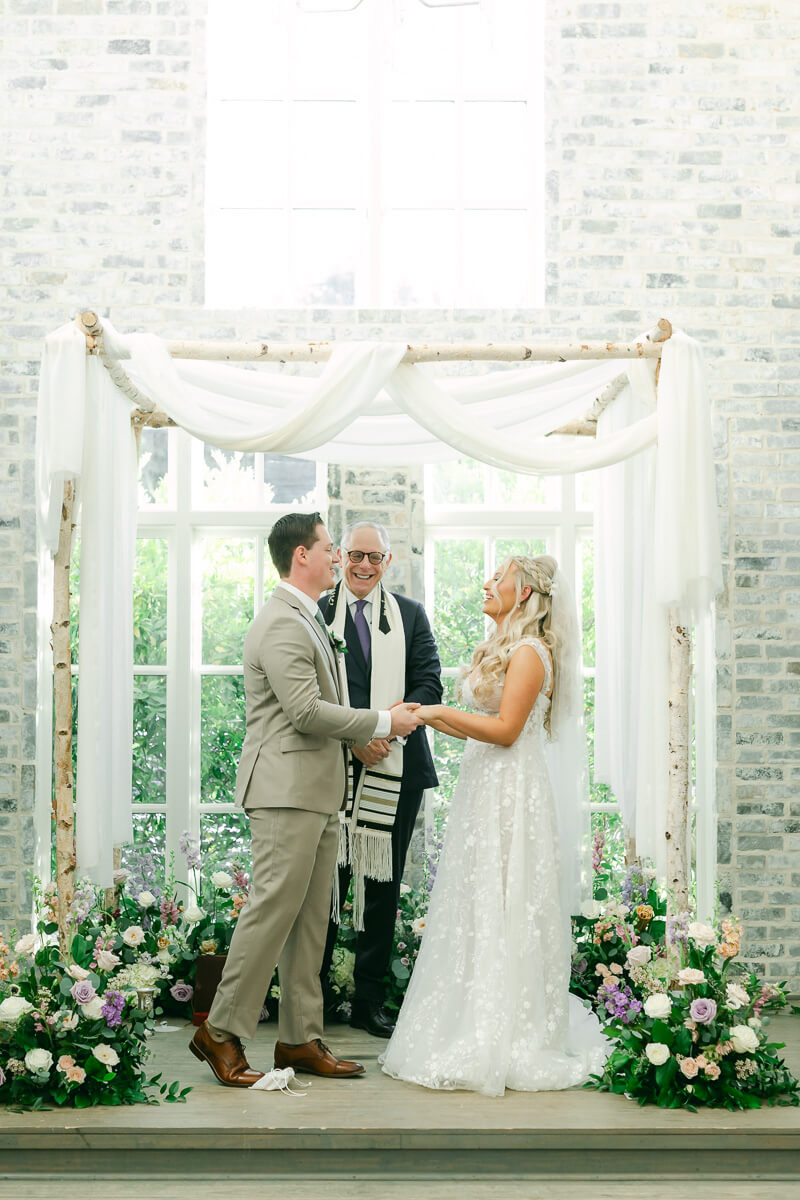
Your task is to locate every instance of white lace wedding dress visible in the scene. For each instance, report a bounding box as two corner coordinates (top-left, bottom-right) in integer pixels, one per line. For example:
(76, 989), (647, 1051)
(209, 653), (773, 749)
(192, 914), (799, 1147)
(381, 639), (608, 1096)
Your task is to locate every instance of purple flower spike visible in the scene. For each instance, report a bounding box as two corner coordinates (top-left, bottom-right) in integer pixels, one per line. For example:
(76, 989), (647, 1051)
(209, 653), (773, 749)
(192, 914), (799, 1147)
(101, 989), (126, 1028)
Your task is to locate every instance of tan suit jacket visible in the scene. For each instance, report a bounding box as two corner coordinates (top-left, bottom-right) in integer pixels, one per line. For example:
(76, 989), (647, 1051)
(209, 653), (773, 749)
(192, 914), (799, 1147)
(235, 584), (379, 814)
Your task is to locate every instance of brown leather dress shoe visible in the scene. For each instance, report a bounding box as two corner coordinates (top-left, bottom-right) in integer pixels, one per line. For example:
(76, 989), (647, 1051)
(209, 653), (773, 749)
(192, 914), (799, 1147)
(274, 1037), (365, 1078)
(189, 1020), (265, 1088)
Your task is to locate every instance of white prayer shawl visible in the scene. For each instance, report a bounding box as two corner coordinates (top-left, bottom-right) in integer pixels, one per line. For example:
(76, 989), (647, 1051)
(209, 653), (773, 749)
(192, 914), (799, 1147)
(329, 583), (405, 930)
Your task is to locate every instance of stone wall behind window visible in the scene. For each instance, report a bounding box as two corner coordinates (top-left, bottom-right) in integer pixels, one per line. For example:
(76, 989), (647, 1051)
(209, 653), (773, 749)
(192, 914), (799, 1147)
(1, 2), (798, 986)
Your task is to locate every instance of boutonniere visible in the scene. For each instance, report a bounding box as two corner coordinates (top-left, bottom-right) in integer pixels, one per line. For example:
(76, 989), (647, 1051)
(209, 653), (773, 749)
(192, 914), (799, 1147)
(329, 631), (348, 656)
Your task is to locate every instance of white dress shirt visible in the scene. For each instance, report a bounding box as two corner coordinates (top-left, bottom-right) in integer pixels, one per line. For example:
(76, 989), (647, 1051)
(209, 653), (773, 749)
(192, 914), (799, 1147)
(277, 581), (390, 740)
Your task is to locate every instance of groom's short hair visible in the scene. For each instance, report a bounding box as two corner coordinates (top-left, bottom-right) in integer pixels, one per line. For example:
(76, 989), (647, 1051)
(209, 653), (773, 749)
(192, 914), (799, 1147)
(268, 512), (324, 578)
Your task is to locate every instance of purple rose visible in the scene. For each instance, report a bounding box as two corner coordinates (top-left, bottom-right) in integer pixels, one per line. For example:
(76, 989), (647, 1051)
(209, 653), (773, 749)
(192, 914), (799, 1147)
(70, 980), (97, 1006)
(689, 997), (717, 1025)
(170, 981), (194, 1004)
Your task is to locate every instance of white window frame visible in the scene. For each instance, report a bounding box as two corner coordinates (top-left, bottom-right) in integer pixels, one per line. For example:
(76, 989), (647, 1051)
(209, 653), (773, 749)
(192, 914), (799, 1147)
(423, 466), (619, 826)
(36, 429), (328, 882)
(205, 0), (545, 309)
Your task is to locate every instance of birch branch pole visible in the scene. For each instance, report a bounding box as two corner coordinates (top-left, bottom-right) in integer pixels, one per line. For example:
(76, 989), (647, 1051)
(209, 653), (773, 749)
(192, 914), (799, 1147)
(667, 610), (692, 914)
(51, 480), (76, 953)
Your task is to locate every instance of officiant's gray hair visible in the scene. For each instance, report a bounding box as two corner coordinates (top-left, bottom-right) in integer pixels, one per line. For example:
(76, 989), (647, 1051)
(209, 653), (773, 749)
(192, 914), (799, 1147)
(341, 521), (391, 551)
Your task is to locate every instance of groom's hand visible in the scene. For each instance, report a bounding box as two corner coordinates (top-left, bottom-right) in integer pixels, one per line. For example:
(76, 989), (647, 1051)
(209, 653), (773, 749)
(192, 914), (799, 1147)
(352, 739), (392, 767)
(389, 701), (422, 738)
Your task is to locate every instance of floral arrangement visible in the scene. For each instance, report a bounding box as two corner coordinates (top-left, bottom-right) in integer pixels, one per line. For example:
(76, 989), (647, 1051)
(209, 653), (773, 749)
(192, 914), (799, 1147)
(570, 864), (798, 1111)
(0, 886), (189, 1111)
(326, 870), (433, 1016)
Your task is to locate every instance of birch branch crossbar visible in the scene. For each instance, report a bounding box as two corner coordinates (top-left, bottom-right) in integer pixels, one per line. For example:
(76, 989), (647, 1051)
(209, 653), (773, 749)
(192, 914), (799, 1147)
(51, 314), (689, 947)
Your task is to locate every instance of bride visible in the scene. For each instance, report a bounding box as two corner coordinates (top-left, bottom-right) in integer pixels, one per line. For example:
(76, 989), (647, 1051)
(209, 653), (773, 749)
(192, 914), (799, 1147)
(380, 554), (608, 1096)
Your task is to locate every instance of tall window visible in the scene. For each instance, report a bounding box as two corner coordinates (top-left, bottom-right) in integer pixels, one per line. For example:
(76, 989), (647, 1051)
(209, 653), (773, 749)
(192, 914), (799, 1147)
(206, 0), (545, 308)
(424, 462), (619, 868)
(69, 430), (326, 879)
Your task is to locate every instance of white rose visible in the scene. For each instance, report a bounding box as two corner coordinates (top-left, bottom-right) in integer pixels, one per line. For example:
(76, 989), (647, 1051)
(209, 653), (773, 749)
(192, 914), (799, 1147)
(688, 922), (716, 947)
(183, 906), (205, 925)
(677, 968), (706, 986)
(211, 871), (233, 890)
(0, 996), (34, 1023)
(122, 925), (145, 947)
(14, 934), (38, 956)
(726, 983), (749, 1011)
(645, 1042), (670, 1066)
(24, 1048), (54, 1074)
(95, 950), (121, 972)
(59, 1011), (79, 1031)
(748, 1017), (762, 1030)
(411, 918), (426, 937)
(81, 996), (105, 1020)
(730, 1024), (759, 1054)
(137, 891), (156, 908)
(644, 993), (672, 1020)
(67, 963), (91, 981)
(93, 1043), (120, 1067)
(580, 900), (603, 920)
(113, 869), (130, 886)
(626, 945), (652, 969)
(399, 882), (411, 896)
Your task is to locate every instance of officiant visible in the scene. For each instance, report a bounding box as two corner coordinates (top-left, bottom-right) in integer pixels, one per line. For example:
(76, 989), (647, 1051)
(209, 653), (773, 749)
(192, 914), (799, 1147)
(319, 521), (442, 1038)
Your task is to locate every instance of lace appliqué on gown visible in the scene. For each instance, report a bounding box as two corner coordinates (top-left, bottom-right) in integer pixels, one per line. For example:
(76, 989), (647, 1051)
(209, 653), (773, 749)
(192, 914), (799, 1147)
(381, 638), (608, 1096)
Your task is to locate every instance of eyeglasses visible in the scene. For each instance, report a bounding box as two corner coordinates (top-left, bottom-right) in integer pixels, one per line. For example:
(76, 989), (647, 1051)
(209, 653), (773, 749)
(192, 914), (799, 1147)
(344, 550), (387, 565)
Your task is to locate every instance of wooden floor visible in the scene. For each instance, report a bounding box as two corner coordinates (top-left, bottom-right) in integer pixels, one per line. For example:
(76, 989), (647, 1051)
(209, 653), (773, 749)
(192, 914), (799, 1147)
(1, 1014), (799, 1188)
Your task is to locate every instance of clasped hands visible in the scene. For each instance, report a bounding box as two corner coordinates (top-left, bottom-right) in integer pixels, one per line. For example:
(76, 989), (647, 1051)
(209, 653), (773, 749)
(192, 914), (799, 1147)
(352, 702), (443, 767)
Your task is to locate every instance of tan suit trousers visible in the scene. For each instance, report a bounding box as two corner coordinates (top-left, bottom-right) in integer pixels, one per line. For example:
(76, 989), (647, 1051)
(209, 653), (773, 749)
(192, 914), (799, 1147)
(208, 807), (339, 1044)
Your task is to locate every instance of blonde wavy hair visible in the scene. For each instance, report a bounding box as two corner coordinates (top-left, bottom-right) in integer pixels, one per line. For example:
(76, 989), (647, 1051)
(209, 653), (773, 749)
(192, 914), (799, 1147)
(460, 554), (561, 736)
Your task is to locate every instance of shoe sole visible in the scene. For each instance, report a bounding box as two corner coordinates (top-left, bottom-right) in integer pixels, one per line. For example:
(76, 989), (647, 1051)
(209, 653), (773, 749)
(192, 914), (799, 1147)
(189, 1038), (264, 1088)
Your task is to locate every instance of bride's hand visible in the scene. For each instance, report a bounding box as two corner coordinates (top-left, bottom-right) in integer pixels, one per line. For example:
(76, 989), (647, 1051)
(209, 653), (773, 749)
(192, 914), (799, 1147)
(415, 705), (442, 724)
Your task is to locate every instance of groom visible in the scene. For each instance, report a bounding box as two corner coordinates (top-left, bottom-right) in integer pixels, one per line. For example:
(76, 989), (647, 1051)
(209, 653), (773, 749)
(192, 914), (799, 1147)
(190, 512), (421, 1086)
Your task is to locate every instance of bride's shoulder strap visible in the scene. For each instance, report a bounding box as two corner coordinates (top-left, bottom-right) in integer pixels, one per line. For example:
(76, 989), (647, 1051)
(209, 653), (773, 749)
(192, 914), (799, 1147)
(511, 637), (553, 695)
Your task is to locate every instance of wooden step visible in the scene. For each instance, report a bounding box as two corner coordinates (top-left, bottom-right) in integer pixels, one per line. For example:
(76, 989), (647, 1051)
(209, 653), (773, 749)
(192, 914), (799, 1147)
(1, 1016), (798, 1183)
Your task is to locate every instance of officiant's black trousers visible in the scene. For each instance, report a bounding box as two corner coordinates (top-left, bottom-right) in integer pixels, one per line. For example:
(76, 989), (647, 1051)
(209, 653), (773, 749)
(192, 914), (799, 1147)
(320, 783), (424, 1006)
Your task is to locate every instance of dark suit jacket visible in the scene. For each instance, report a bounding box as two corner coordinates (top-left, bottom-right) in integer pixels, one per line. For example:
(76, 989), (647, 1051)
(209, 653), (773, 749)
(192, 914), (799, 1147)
(319, 590), (442, 792)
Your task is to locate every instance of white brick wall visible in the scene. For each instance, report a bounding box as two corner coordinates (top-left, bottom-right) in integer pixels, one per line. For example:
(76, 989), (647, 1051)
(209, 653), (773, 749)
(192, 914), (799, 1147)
(1, 1), (798, 986)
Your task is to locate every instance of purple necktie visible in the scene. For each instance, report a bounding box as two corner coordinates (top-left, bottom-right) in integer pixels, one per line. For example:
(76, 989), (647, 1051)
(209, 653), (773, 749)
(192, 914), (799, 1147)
(354, 599), (371, 662)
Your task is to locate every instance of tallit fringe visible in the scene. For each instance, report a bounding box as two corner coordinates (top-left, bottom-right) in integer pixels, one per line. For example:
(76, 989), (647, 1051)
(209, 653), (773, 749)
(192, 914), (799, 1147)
(350, 827), (393, 931)
(337, 815), (350, 868)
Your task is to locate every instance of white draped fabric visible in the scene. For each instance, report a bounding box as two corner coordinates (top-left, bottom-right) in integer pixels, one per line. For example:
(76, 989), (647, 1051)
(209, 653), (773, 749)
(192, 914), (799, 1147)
(36, 322), (721, 885)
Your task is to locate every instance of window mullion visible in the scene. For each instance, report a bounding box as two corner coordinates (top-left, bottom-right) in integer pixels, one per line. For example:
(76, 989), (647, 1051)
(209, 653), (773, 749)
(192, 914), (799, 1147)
(165, 430), (194, 886)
